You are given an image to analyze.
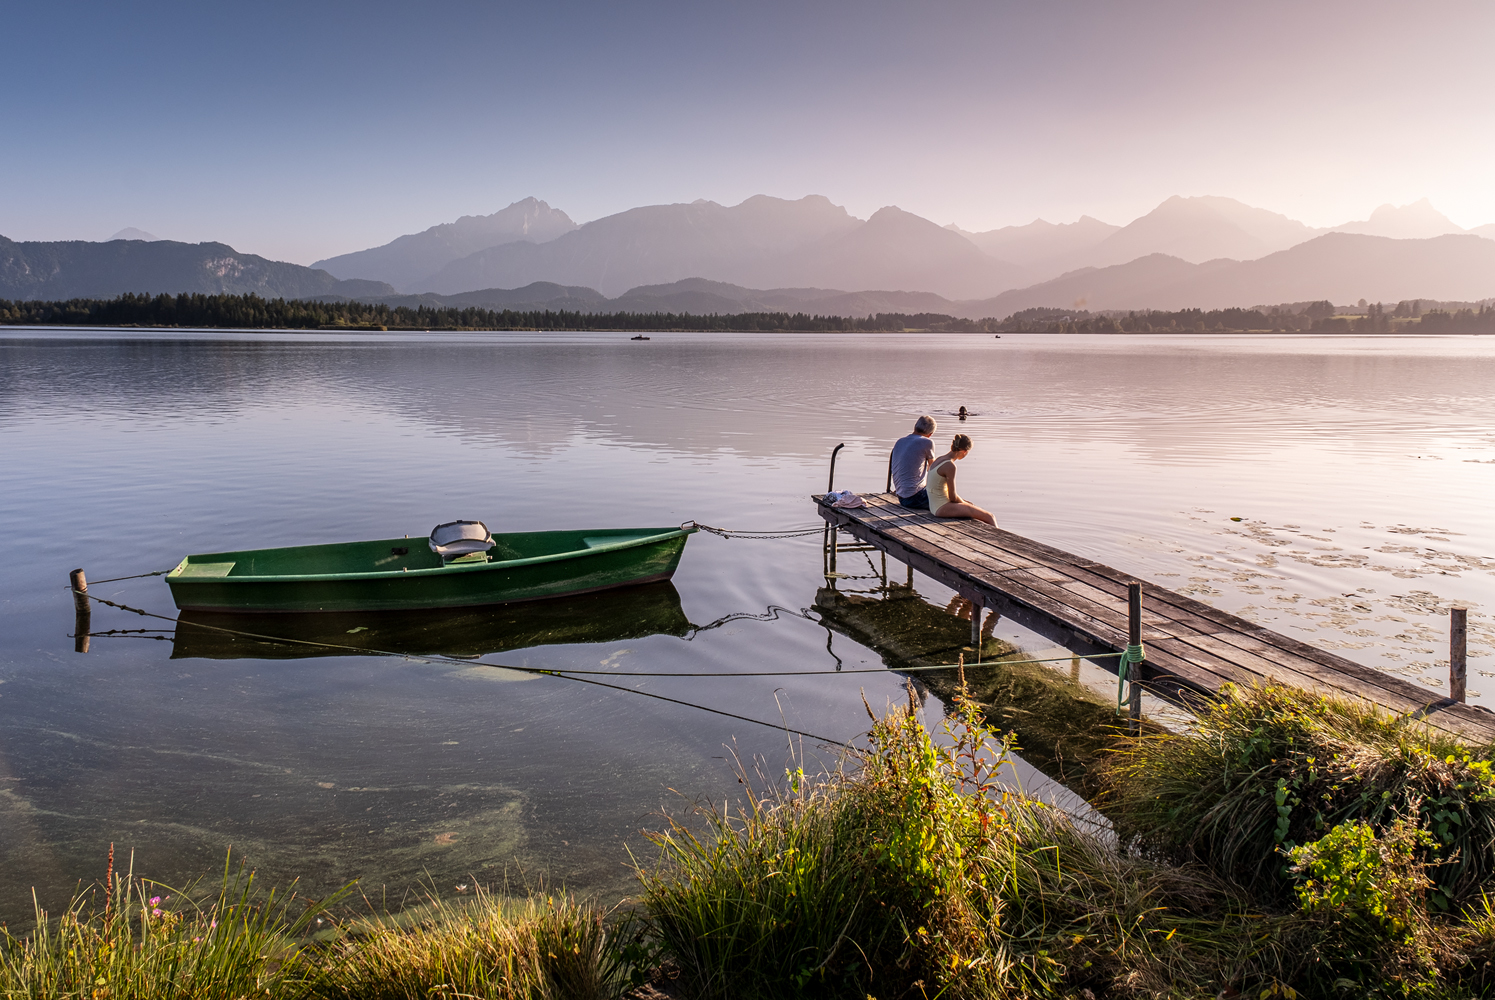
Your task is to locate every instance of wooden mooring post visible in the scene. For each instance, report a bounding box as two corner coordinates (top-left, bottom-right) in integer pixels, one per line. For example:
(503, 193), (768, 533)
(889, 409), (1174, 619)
(1451, 607), (1468, 704)
(70, 568), (90, 654)
(1127, 582), (1144, 732)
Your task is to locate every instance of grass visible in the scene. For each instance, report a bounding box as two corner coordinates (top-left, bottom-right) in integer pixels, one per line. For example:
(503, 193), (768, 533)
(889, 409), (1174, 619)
(0, 853), (616, 1000)
(11, 681), (1495, 999)
(0, 850), (336, 1000)
(636, 684), (1310, 999)
(315, 886), (618, 1000)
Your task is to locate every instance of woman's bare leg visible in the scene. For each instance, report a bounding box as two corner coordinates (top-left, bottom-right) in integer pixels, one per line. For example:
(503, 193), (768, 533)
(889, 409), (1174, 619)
(933, 501), (996, 526)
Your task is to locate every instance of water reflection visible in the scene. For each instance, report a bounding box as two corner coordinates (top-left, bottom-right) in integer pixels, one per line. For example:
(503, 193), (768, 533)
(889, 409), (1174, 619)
(169, 582), (691, 660)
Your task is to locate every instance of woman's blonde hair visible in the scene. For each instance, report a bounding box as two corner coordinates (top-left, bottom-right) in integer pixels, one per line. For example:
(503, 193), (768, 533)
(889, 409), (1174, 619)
(951, 433), (973, 452)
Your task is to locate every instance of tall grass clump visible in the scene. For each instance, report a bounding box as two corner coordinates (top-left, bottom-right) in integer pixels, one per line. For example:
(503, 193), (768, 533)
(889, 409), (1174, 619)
(314, 886), (617, 1000)
(1102, 683), (1495, 907)
(0, 851), (335, 1000)
(639, 684), (1304, 999)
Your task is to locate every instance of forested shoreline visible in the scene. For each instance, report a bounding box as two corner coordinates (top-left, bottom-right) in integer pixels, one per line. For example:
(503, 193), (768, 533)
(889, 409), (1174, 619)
(2, 291), (1493, 334)
(0, 292), (997, 333)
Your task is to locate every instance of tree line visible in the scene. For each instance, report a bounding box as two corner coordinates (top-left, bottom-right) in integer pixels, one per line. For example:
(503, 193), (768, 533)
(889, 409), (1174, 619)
(1312, 303), (1495, 333)
(5, 292), (1490, 334)
(0, 292), (1000, 333)
(997, 304), (1335, 333)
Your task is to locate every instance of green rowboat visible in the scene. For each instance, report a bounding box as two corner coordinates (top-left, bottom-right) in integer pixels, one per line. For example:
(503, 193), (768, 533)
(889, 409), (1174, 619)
(166, 524), (695, 614)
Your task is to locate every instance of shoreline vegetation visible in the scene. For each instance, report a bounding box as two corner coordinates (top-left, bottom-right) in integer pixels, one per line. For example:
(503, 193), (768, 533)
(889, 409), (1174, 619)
(9, 680), (1495, 998)
(3, 292), (1495, 334)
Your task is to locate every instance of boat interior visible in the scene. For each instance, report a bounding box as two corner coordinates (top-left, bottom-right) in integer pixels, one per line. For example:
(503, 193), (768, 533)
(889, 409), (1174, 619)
(171, 527), (681, 579)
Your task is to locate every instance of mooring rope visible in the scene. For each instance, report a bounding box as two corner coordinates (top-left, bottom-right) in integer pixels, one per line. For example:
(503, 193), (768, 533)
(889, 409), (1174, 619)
(64, 569), (174, 587)
(1115, 642), (1147, 715)
(684, 520), (825, 540)
(685, 604), (821, 636)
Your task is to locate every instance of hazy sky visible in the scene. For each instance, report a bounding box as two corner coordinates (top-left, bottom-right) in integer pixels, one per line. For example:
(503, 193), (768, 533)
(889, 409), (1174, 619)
(3, 0), (1492, 264)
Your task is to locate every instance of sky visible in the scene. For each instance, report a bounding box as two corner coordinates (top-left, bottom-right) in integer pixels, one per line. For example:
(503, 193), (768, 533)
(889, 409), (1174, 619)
(2, 0), (1493, 264)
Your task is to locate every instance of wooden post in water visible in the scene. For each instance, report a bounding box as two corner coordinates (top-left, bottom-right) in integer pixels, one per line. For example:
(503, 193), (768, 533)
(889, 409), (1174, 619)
(70, 568), (90, 654)
(1451, 607), (1468, 703)
(825, 442), (846, 585)
(970, 599), (983, 663)
(1127, 582), (1143, 732)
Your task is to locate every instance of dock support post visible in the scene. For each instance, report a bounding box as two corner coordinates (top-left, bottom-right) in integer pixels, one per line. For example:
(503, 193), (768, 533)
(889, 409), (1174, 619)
(1127, 582), (1143, 732)
(1452, 607), (1468, 703)
(70, 568), (90, 654)
(970, 600), (983, 662)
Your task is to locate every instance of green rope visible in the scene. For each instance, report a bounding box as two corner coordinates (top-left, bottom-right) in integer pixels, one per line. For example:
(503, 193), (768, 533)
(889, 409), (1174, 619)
(1116, 642), (1146, 714)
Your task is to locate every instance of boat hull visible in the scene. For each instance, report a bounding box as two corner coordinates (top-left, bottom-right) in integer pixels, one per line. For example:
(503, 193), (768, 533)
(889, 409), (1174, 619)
(166, 527), (693, 613)
(171, 581), (692, 658)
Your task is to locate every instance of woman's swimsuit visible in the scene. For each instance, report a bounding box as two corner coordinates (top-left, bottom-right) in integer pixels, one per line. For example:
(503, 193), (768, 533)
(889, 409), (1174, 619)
(926, 458), (955, 510)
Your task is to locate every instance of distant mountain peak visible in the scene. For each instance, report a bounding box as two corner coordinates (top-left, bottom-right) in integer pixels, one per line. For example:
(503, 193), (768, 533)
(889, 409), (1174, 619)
(109, 227), (160, 242)
(312, 198), (577, 290)
(1332, 199), (1464, 239)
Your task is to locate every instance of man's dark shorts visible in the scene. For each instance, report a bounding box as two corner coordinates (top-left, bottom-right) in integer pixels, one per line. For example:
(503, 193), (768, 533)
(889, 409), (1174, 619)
(898, 489), (930, 510)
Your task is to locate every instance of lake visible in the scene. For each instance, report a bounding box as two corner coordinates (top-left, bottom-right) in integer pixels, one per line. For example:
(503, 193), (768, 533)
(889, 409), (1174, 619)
(1, 329), (1491, 922)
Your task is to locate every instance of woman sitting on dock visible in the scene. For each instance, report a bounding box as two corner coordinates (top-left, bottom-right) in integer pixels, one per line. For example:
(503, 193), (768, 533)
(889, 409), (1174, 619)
(926, 433), (996, 526)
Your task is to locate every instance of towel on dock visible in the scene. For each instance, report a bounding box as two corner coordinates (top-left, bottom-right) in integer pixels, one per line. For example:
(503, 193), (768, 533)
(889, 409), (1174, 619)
(825, 490), (866, 508)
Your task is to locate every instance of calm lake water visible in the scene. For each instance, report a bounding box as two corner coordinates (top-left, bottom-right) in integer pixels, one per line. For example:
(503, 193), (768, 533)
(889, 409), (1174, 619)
(1, 330), (1492, 922)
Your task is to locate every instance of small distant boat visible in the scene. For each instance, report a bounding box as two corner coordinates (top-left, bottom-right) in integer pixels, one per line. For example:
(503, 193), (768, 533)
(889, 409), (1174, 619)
(630, 334), (651, 341)
(166, 522), (695, 613)
(993, 334), (1001, 339)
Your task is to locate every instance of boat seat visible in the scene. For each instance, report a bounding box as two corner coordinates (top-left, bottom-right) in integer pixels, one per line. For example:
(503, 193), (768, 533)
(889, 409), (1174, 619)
(429, 520), (495, 562)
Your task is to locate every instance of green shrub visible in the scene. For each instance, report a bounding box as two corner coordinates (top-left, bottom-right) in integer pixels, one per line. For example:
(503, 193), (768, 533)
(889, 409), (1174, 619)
(1290, 820), (1431, 942)
(1101, 684), (1495, 906)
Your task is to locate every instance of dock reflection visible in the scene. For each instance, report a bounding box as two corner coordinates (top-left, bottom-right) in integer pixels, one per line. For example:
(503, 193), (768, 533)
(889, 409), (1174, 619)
(171, 581), (691, 660)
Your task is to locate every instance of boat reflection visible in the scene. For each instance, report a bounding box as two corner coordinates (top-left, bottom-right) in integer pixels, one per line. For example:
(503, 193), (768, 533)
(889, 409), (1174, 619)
(171, 581), (690, 660)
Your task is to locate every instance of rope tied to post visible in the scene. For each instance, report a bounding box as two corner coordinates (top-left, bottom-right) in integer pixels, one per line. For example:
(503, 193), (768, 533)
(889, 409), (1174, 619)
(65, 569), (173, 588)
(1115, 642), (1146, 715)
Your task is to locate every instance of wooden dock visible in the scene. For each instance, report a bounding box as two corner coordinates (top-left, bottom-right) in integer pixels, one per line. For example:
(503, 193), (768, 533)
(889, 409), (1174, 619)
(815, 493), (1495, 744)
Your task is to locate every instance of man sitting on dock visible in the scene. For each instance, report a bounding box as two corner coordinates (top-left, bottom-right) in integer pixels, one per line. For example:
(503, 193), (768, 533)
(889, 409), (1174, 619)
(890, 415), (937, 509)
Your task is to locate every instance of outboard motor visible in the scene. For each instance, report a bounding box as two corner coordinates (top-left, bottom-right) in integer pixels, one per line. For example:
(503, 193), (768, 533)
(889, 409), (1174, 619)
(429, 520), (494, 563)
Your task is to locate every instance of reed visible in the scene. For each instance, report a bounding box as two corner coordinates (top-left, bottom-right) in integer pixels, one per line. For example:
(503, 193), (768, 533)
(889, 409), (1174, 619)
(314, 886), (617, 1000)
(0, 852), (335, 1000)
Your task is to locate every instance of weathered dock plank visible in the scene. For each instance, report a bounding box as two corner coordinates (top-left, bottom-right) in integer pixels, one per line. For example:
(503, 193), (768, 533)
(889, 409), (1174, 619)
(816, 493), (1495, 744)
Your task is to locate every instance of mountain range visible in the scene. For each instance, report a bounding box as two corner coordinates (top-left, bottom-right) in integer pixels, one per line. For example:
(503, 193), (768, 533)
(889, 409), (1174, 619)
(960, 233), (1495, 316)
(394, 196), (1019, 300)
(311, 193), (1495, 302)
(8, 194), (1494, 315)
(336, 232), (1495, 321)
(0, 235), (391, 301)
